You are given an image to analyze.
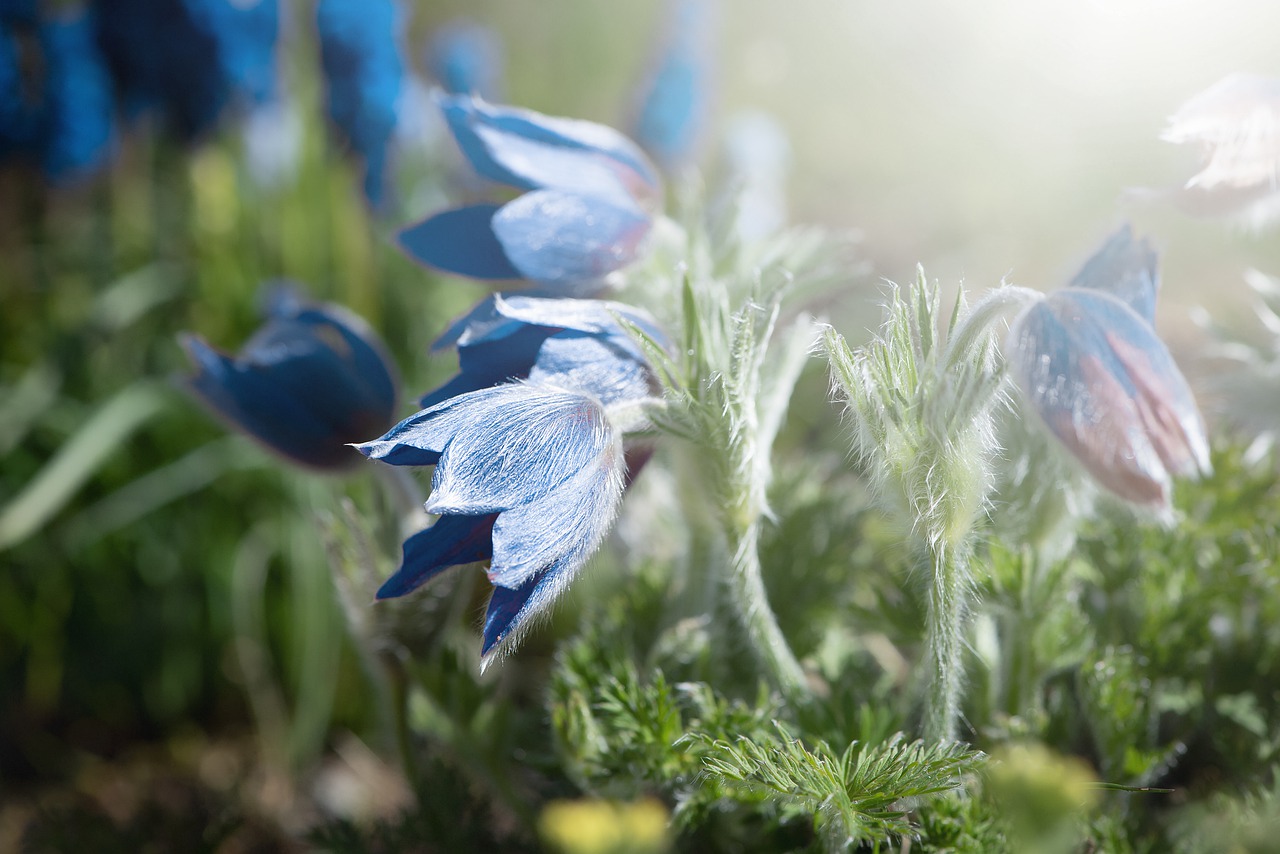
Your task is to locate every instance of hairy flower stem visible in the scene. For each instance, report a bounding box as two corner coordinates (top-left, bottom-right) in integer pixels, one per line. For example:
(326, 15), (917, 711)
(923, 540), (972, 743)
(727, 517), (809, 701)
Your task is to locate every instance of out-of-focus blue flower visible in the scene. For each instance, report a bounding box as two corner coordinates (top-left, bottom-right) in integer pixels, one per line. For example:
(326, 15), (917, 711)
(37, 11), (116, 181)
(94, 0), (279, 141)
(316, 0), (403, 207)
(180, 285), (400, 471)
(420, 293), (667, 407)
(357, 383), (629, 666)
(630, 0), (717, 173)
(426, 18), (502, 100)
(1, 9), (115, 182)
(1006, 227), (1210, 509)
(399, 94), (662, 292)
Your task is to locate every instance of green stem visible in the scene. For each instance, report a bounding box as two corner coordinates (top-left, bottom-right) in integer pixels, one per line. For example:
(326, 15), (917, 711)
(727, 518), (809, 701)
(923, 540), (970, 743)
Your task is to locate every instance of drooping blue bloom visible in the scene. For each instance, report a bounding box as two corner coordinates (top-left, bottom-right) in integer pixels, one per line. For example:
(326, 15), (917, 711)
(420, 293), (667, 407)
(315, 0), (403, 207)
(1006, 227), (1210, 509)
(94, 0), (279, 141)
(426, 18), (502, 100)
(181, 285), (400, 471)
(398, 94), (662, 292)
(630, 0), (717, 173)
(356, 383), (629, 666)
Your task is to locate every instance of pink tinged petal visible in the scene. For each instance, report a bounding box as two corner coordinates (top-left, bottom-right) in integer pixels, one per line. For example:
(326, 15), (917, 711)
(1007, 290), (1210, 508)
(425, 385), (613, 515)
(491, 189), (653, 285)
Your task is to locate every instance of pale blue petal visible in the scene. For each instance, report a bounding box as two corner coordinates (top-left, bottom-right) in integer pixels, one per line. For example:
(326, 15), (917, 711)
(527, 331), (655, 404)
(492, 189), (652, 285)
(486, 433), (624, 588)
(439, 92), (660, 200)
(424, 385), (613, 514)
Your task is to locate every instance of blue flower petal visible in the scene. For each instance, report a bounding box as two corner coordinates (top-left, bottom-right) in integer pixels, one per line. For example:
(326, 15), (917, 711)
(1007, 288), (1210, 507)
(181, 288), (399, 470)
(527, 331), (655, 405)
(397, 204), (524, 280)
(425, 385), (613, 515)
(492, 189), (653, 286)
(481, 568), (558, 663)
(419, 323), (550, 407)
(631, 0), (717, 172)
(439, 92), (661, 201)
(1068, 224), (1159, 323)
(487, 431), (623, 588)
(376, 513), (496, 599)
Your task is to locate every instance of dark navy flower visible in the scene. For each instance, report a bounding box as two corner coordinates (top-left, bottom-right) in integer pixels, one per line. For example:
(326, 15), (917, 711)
(1006, 227), (1210, 509)
(630, 0), (717, 173)
(1, 9), (116, 182)
(316, 0), (403, 207)
(420, 293), (667, 408)
(426, 19), (502, 100)
(94, 0), (279, 142)
(356, 383), (629, 666)
(398, 94), (662, 292)
(181, 285), (400, 471)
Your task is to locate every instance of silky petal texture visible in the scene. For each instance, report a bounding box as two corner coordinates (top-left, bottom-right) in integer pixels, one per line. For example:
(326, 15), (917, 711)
(181, 292), (399, 470)
(376, 513), (496, 599)
(492, 189), (653, 285)
(481, 566), (566, 662)
(527, 332), (655, 405)
(426, 386), (613, 515)
(487, 431), (623, 587)
(397, 204), (523, 280)
(433, 293), (667, 353)
(1007, 290), (1210, 507)
(1068, 225), (1159, 323)
(439, 92), (660, 200)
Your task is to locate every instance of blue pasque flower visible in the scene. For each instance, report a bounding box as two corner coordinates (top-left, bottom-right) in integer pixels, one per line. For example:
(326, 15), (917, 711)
(356, 383), (631, 666)
(398, 94), (662, 292)
(357, 291), (666, 666)
(316, 0), (403, 207)
(1006, 227), (1210, 509)
(420, 293), (667, 407)
(181, 285), (400, 471)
